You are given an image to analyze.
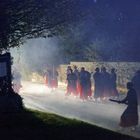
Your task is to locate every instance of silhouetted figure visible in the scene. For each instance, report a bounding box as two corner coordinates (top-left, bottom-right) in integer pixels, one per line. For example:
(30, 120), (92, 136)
(119, 82), (138, 129)
(93, 67), (102, 99)
(110, 68), (119, 97)
(46, 68), (52, 88)
(44, 70), (49, 86)
(101, 67), (111, 99)
(73, 65), (80, 96)
(66, 66), (72, 76)
(66, 69), (77, 96)
(73, 65), (79, 78)
(132, 70), (140, 105)
(79, 67), (91, 100)
(86, 71), (92, 99)
(50, 68), (59, 89)
(46, 67), (58, 90)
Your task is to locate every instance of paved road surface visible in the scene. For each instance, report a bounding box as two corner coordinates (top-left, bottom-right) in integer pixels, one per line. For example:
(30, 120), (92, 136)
(20, 81), (140, 139)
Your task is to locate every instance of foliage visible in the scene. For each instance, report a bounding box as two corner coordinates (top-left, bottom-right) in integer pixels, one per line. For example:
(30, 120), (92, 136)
(0, 0), (93, 52)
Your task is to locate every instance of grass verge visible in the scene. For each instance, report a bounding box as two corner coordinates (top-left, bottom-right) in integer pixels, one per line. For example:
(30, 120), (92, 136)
(0, 109), (138, 140)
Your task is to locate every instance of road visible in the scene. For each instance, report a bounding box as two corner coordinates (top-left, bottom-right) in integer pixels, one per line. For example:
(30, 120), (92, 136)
(20, 81), (140, 139)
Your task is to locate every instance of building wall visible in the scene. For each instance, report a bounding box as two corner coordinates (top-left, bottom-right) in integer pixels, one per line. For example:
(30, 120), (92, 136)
(58, 62), (140, 88)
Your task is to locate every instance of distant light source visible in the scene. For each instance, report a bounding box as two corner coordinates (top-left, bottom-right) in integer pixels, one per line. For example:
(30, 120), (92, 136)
(94, 0), (97, 3)
(31, 78), (36, 82)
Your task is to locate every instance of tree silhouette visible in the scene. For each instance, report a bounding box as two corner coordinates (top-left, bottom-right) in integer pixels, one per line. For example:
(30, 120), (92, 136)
(0, 0), (93, 52)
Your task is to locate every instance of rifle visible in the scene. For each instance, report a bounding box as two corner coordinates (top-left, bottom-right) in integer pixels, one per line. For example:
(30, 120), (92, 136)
(109, 99), (120, 103)
(109, 99), (128, 105)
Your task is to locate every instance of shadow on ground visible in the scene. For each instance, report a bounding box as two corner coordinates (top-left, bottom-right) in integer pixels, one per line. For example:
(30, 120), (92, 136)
(0, 109), (139, 140)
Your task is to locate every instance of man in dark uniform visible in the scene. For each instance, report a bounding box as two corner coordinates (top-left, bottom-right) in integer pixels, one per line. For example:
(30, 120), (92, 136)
(93, 67), (102, 100)
(101, 67), (111, 99)
(132, 70), (140, 105)
(119, 82), (138, 130)
(66, 69), (77, 96)
(46, 68), (52, 88)
(51, 69), (59, 89)
(79, 67), (91, 100)
(73, 65), (80, 96)
(66, 66), (72, 76)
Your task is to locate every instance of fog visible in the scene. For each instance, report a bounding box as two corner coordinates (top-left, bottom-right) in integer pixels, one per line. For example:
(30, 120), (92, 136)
(20, 81), (140, 139)
(10, 0), (140, 75)
(10, 37), (64, 80)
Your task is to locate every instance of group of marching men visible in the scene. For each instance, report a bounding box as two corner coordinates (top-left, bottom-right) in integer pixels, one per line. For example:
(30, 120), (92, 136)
(45, 67), (140, 129)
(66, 66), (140, 129)
(66, 65), (119, 100)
